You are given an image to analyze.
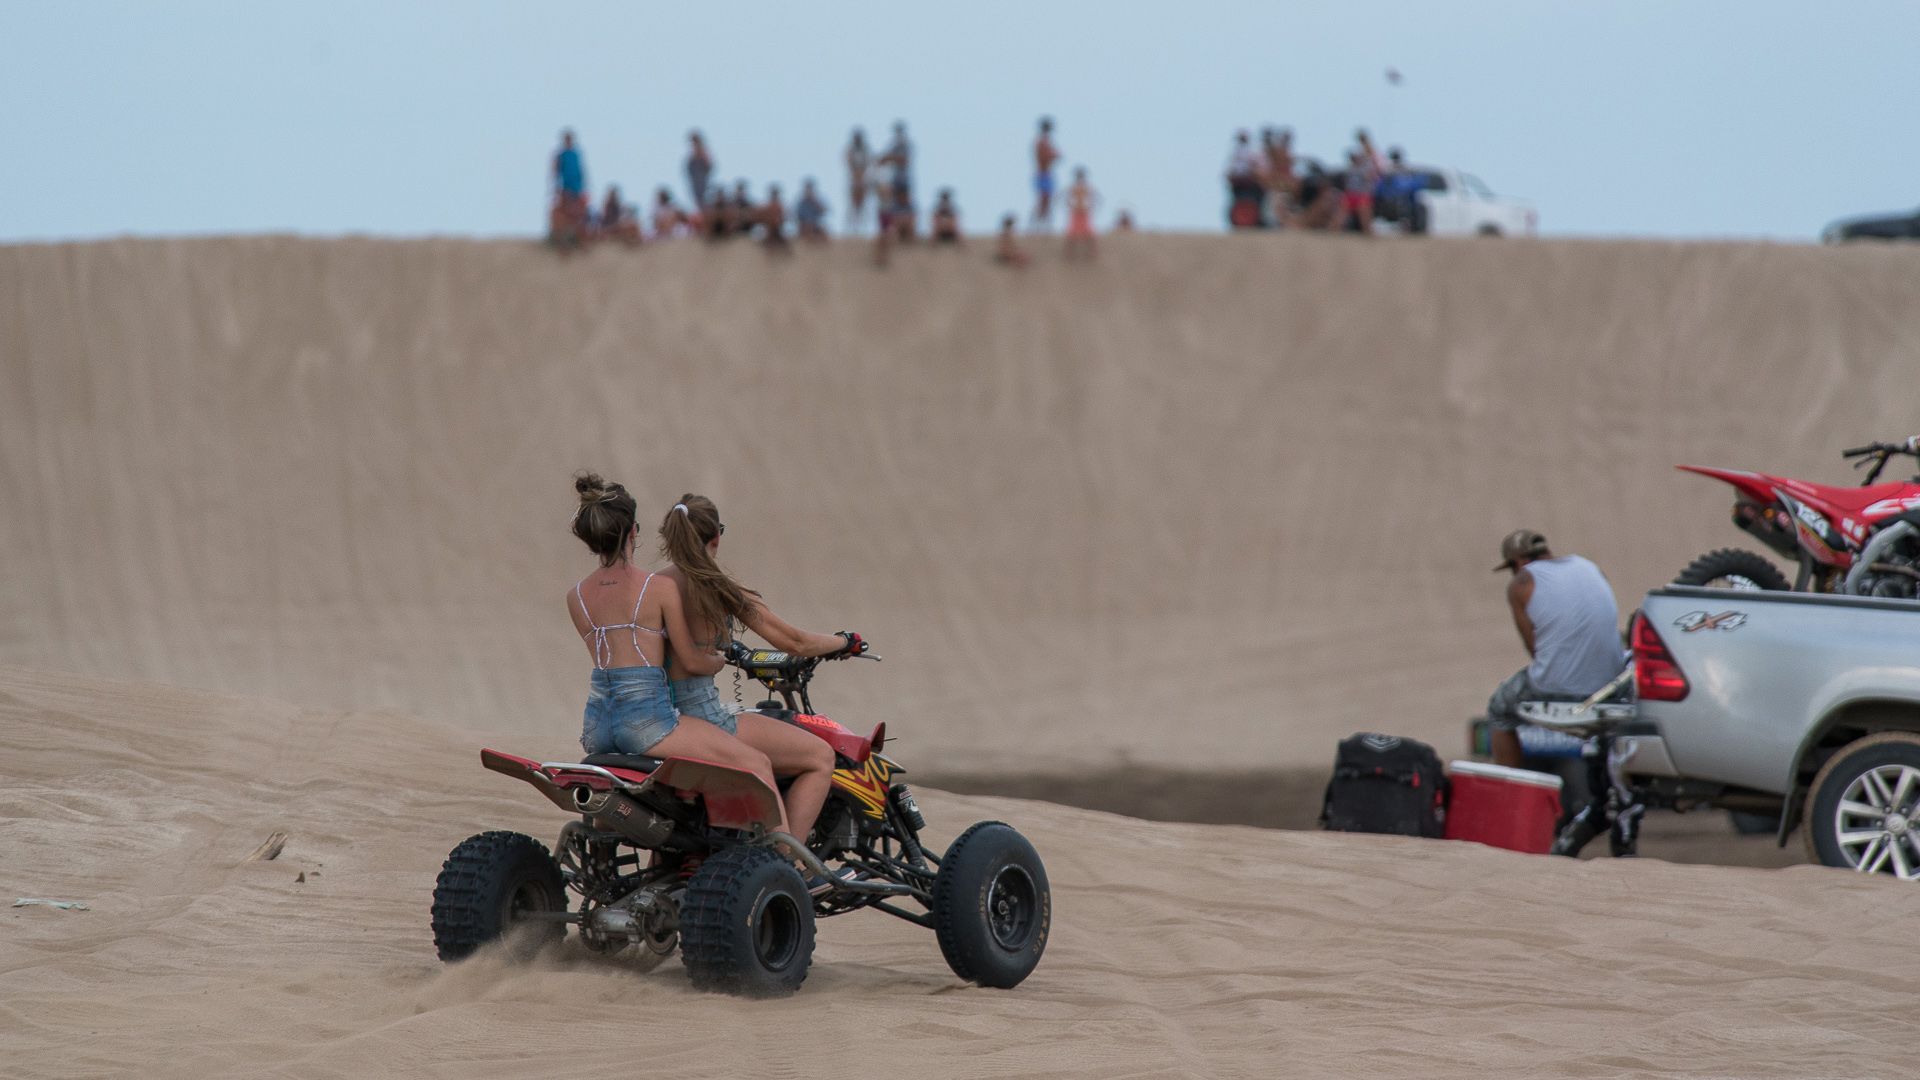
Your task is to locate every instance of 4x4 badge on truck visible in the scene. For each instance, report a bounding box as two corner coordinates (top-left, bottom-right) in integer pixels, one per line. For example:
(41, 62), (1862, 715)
(1675, 610), (1746, 632)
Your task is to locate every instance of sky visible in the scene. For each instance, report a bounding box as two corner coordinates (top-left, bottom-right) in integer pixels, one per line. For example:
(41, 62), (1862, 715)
(2, 1), (1912, 242)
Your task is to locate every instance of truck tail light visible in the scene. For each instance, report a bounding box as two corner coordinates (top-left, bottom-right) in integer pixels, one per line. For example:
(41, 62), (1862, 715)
(1631, 614), (1689, 702)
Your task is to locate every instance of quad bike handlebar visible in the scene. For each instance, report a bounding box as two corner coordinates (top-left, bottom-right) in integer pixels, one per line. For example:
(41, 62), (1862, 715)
(722, 638), (879, 716)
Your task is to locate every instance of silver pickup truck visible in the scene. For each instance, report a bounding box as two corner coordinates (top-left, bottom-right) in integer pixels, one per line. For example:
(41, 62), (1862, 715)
(1529, 585), (1920, 880)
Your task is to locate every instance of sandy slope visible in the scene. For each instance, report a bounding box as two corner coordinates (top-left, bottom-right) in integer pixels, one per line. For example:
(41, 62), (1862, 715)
(5, 236), (1919, 776)
(5, 236), (1919, 1076)
(2, 666), (1912, 1080)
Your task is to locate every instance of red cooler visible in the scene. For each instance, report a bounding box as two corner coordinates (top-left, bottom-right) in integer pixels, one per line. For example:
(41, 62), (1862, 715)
(1444, 761), (1563, 854)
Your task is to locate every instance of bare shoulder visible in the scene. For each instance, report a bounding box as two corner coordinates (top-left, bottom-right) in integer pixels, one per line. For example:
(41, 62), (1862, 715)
(1507, 568), (1534, 602)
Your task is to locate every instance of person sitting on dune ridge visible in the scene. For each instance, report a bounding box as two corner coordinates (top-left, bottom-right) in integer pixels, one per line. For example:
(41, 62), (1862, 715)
(994, 214), (1030, 267)
(931, 189), (962, 244)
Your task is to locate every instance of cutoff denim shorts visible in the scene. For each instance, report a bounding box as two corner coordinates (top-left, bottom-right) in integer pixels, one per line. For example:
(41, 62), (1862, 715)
(670, 675), (739, 735)
(581, 666), (678, 755)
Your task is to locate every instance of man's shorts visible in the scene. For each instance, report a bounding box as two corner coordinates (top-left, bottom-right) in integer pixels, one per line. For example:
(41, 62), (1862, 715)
(1034, 172), (1055, 197)
(1485, 668), (1535, 733)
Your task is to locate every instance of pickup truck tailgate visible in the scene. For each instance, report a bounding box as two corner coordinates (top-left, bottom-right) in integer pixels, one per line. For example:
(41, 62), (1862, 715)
(1638, 587), (1920, 793)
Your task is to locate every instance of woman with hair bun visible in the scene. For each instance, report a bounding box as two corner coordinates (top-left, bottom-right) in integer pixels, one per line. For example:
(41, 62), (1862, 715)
(657, 493), (866, 847)
(564, 473), (796, 834)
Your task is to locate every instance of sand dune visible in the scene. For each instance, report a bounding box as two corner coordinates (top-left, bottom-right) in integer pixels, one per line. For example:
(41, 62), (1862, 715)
(6, 236), (1918, 777)
(6, 235), (1920, 1077)
(2, 666), (1911, 1079)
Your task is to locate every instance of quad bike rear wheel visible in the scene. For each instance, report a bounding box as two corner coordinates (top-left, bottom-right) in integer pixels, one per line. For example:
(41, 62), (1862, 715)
(431, 830), (567, 961)
(679, 846), (815, 997)
(1673, 548), (1790, 591)
(930, 822), (1050, 988)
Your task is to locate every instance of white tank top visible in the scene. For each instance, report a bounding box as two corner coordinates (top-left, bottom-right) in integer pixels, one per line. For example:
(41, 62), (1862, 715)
(1524, 556), (1625, 695)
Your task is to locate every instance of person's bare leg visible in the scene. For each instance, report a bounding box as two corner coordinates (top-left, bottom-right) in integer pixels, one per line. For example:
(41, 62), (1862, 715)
(645, 717), (788, 833)
(734, 711), (836, 843)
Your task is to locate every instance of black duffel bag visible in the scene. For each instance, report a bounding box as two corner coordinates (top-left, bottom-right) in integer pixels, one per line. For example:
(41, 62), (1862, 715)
(1320, 733), (1447, 838)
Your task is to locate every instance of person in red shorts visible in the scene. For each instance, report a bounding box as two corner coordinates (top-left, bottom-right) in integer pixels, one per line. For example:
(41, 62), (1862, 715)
(1343, 129), (1386, 234)
(1064, 167), (1098, 259)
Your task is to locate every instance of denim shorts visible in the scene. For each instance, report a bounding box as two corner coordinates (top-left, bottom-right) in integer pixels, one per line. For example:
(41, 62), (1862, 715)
(670, 675), (739, 735)
(581, 666), (678, 755)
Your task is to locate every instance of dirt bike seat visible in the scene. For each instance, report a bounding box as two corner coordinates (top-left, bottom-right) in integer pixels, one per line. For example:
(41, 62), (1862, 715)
(581, 752), (663, 773)
(1784, 478), (1917, 516)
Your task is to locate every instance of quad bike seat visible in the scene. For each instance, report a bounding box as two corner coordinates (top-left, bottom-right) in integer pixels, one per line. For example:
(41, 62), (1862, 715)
(582, 752), (663, 773)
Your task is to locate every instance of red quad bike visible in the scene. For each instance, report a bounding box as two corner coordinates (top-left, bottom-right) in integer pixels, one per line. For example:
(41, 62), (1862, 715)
(429, 642), (1050, 997)
(1676, 440), (1920, 598)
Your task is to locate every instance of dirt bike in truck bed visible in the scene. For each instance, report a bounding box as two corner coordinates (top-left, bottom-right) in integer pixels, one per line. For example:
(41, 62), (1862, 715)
(430, 642), (1050, 996)
(1675, 439), (1920, 597)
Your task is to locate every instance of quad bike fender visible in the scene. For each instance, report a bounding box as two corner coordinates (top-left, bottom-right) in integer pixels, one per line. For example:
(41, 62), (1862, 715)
(482, 748), (781, 831)
(784, 714), (885, 763)
(480, 748), (581, 813)
(648, 759), (784, 831)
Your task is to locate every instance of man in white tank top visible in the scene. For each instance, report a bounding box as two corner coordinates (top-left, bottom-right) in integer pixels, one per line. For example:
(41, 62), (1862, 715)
(1485, 529), (1627, 767)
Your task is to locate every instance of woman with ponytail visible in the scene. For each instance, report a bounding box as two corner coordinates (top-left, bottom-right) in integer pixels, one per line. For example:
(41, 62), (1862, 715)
(657, 494), (866, 847)
(564, 473), (796, 834)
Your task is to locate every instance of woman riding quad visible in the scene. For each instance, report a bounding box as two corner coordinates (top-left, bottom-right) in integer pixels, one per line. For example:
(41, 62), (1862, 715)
(655, 493), (867, 848)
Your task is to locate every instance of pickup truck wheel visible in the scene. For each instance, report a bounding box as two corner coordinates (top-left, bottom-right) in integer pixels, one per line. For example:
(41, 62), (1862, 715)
(1805, 733), (1920, 879)
(1673, 548), (1790, 591)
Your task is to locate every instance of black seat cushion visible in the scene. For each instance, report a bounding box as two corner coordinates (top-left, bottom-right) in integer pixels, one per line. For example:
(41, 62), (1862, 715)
(581, 752), (663, 772)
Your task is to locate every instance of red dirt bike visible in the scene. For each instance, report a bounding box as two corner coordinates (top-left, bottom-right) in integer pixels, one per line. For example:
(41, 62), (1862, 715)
(1675, 440), (1920, 597)
(430, 642), (1050, 997)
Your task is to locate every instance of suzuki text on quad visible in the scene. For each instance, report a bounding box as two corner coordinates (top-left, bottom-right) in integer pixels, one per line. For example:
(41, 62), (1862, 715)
(429, 642), (1050, 997)
(1675, 440), (1920, 598)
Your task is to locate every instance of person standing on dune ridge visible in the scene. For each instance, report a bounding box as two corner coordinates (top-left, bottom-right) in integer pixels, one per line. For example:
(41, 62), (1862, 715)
(1064, 167), (1098, 259)
(1485, 530), (1627, 768)
(845, 128), (870, 232)
(686, 130), (714, 211)
(553, 129), (586, 204)
(1031, 117), (1061, 229)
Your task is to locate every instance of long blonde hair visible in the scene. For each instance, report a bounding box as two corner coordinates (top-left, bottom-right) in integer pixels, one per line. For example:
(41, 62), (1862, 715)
(659, 494), (757, 642)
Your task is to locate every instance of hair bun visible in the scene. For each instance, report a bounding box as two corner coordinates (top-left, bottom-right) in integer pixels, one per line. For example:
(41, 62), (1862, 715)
(574, 471), (618, 504)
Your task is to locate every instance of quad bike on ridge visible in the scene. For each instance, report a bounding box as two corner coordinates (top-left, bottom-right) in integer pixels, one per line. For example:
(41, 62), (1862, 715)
(430, 641), (1050, 997)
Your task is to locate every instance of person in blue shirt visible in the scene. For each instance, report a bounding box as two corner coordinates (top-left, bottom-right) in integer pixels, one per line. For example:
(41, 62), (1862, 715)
(553, 130), (586, 201)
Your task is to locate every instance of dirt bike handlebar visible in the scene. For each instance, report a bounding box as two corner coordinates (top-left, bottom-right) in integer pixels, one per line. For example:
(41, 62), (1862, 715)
(1844, 441), (1920, 486)
(1843, 441), (1919, 459)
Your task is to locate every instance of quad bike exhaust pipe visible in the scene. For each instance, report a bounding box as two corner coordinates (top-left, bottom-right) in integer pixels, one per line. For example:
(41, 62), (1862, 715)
(572, 787), (676, 848)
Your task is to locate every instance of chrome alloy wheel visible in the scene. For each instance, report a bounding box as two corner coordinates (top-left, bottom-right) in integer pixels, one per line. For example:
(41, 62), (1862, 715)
(1836, 764), (1920, 878)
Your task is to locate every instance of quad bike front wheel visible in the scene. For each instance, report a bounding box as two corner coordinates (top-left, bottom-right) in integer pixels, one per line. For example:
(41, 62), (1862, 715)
(431, 830), (568, 961)
(930, 822), (1051, 988)
(679, 846), (815, 997)
(1673, 548), (1790, 591)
